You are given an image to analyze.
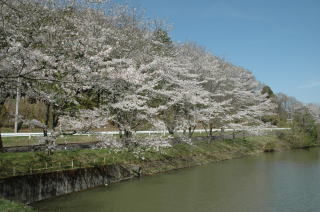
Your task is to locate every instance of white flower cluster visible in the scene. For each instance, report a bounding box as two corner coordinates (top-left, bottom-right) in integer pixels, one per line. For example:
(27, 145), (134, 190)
(179, 136), (193, 145)
(94, 135), (124, 149)
(135, 136), (172, 152)
(93, 135), (172, 159)
(132, 148), (146, 161)
(228, 122), (274, 136)
(59, 109), (108, 133)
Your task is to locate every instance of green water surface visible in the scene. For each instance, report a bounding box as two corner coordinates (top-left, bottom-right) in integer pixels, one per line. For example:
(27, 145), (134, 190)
(33, 148), (320, 212)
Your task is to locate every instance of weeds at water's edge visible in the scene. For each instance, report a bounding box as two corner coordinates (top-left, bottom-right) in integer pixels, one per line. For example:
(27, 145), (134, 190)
(0, 198), (35, 212)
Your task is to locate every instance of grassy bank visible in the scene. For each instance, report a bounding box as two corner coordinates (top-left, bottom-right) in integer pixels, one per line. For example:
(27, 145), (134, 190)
(0, 198), (35, 212)
(2, 131), (210, 147)
(1, 133), (318, 179)
(2, 135), (99, 147)
(0, 135), (262, 178)
(0, 133), (319, 211)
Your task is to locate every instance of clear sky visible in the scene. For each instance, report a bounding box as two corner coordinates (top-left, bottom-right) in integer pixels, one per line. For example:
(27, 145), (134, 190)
(120, 0), (320, 104)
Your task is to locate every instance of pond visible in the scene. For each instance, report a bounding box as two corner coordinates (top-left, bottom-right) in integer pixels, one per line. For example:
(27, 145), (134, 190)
(33, 148), (320, 212)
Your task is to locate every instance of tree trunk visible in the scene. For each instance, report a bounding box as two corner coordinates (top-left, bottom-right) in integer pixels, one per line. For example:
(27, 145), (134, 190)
(221, 127), (225, 140)
(44, 104), (50, 137)
(0, 97), (8, 152)
(17, 121), (23, 132)
(233, 129), (235, 139)
(0, 129), (3, 152)
(167, 126), (175, 135)
(208, 124), (214, 143)
(0, 118), (3, 152)
(188, 126), (196, 138)
(168, 129), (174, 135)
(52, 106), (59, 129)
(123, 129), (133, 147)
(117, 124), (123, 139)
(124, 129), (132, 138)
(209, 124), (213, 137)
(201, 123), (209, 137)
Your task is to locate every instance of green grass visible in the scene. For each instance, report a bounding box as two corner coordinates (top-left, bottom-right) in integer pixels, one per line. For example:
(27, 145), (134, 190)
(0, 147), (140, 178)
(1, 133), (318, 179)
(2, 135), (99, 147)
(2, 131), (209, 147)
(0, 198), (35, 212)
(0, 135), (278, 178)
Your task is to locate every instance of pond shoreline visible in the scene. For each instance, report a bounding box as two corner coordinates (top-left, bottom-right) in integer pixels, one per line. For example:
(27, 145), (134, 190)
(0, 135), (319, 211)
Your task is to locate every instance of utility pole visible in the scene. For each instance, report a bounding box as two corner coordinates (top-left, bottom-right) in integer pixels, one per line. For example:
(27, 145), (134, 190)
(14, 78), (20, 133)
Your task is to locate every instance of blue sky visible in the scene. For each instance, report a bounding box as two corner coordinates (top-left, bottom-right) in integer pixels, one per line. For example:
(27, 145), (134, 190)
(121, 0), (320, 104)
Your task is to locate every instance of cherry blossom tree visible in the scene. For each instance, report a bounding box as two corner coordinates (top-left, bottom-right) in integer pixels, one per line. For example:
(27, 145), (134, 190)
(307, 104), (320, 124)
(0, 0), (59, 150)
(0, 0), (280, 152)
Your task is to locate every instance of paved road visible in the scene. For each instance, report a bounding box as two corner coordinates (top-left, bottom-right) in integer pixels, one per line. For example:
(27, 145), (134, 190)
(2, 128), (291, 138)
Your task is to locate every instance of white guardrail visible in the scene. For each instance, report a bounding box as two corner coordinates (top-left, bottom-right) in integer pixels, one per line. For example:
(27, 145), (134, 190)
(2, 128), (291, 138)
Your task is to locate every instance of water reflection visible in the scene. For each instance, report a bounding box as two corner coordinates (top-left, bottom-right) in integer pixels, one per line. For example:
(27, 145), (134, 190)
(33, 148), (320, 212)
